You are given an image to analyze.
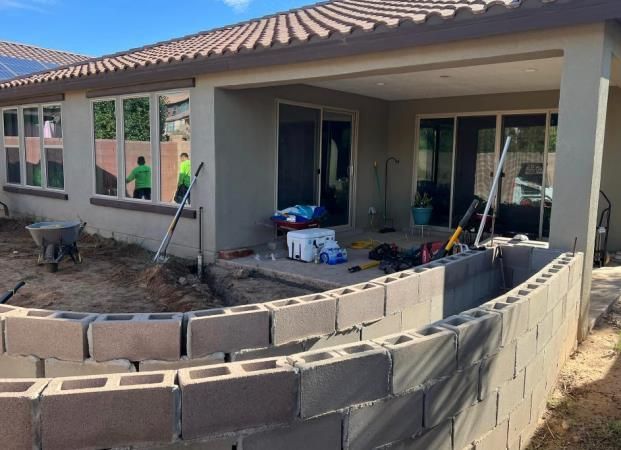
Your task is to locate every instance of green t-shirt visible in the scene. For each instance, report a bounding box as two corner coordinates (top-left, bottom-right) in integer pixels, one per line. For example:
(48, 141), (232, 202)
(178, 159), (191, 188)
(126, 165), (152, 189)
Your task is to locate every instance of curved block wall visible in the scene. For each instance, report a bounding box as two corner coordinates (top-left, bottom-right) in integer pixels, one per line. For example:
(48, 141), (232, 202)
(0, 244), (583, 449)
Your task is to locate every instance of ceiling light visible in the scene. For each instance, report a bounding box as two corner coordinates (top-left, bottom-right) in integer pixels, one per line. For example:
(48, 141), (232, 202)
(376, 82), (386, 86)
(439, 75), (451, 79)
(524, 68), (538, 73)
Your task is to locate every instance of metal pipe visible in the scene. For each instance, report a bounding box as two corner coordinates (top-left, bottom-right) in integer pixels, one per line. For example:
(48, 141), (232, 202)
(474, 136), (511, 248)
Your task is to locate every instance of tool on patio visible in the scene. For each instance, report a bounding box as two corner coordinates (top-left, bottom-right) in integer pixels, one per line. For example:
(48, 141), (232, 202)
(433, 198), (480, 260)
(594, 190), (611, 268)
(0, 201), (8, 217)
(474, 136), (512, 248)
(26, 220), (86, 273)
(348, 260), (381, 273)
(154, 162), (205, 263)
(0, 281), (25, 305)
(380, 157), (400, 233)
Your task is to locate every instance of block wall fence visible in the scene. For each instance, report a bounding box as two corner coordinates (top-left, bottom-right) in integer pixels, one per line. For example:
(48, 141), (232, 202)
(0, 244), (583, 450)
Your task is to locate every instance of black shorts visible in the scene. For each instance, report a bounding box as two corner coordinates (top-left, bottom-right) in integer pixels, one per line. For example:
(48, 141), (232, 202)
(133, 188), (151, 200)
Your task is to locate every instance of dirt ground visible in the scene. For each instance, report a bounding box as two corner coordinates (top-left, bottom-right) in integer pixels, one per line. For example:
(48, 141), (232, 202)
(528, 299), (621, 450)
(0, 218), (313, 313)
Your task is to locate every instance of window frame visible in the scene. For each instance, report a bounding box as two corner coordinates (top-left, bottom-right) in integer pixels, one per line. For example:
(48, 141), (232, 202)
(1, 103), (65, 192)
(90, 89), (191, 206)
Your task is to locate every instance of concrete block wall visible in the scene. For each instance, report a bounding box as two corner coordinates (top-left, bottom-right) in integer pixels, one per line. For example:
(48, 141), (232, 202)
(0, 246), (583, 449)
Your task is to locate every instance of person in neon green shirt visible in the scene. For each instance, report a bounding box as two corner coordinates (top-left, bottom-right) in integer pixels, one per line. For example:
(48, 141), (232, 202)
(174, 153), (191, 203)
(126, 156), (152, 200)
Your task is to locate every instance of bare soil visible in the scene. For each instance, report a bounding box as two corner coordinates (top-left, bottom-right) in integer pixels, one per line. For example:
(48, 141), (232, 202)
(528, 299), (621, 450)
(0, 218), (313, 313)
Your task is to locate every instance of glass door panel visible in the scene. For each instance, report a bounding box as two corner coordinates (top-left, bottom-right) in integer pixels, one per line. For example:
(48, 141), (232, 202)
(416, 118), (454, 227)
(499, 114), (547, 238)
(454, 116), (497, 224)
(321, 111), (353, 227)
(277, 103), (320, 210)
(542, 113), (557, 237)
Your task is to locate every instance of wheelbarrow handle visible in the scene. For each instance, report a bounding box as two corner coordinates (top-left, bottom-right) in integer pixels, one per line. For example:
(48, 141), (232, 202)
(0, 281), (25, 305)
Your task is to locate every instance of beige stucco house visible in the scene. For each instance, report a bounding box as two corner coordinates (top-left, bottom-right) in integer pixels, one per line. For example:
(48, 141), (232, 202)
(1, 0), (620, 337)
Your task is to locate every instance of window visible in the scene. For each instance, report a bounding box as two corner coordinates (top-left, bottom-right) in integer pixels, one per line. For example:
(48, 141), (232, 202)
(92, 91), (191, 204)
(3, 109), (20, 184)
(2, 104), (64, 189)
(93, 100), (118, 196)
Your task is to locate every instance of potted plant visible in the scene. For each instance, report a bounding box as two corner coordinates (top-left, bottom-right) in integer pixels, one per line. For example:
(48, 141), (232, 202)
(412, 192), (433, 225)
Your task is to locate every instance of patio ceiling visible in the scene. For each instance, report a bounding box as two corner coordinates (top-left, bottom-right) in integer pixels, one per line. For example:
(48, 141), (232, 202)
(307, 57), (566, 101)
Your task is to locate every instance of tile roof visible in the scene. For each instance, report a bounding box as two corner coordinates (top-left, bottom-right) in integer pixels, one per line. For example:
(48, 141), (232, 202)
(0, 41), (87, 67)
(0, 0), (557, 91)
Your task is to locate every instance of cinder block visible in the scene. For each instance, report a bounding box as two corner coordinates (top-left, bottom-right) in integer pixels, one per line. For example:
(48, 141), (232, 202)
(413, 265), (445, 320)
(401, 302), (432, 332)
(290, 342), (391, 418)
(304, 328), (361, 352)
(147, 436), (237, 449)
(443, 255), (469, 288)
(230, 342), (305, 361)
(186, 304), (269, 358)
(88, 313), (183, 362)
(524, 351), (544, 397)
(6, 309), (96, 361)
(475, 420), (509, 450)
(482, 296), (529, 347)
(453, 395), (498, 450)
(547, 263), (570, 299)
(530, 378), (547, 425)
(515, 327), (537, 372)
(513, 282), (548, 331)
(507, 395), (532, 445)
(346, 390), (424, 450)
(400, 420), (453, 450)
(371, 271), (421, 315)
(0, 354), (44, 378)
(501, 245), (533, 269)
(179, 357), (298, 439)
(361, 313), (402, 340)
(45, 357), (135, 377)
(41, 371), (179, 449)
(536, 312), (554, 353)
(498, 371), (526, 421)
(530, 248), (561, 272)
(0, 379), (49, 450)
(266, 294), (337, 345)
(438, 310), (501, 369)
(139, 354), (225, 372)
(327, 283), (385, 330)
(480, 340), (517, 397)
(424, 363), (480, 428)
(0, 304), (22, 353)
(376, 326), (456, 394)
(243, 413), (343, 450)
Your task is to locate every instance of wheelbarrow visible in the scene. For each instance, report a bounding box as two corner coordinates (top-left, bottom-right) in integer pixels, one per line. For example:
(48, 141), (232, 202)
(26, 220), (86, 272)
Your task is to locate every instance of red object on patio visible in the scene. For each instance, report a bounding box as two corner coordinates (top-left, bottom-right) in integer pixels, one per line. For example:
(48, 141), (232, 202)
(270, 218), (321, 233)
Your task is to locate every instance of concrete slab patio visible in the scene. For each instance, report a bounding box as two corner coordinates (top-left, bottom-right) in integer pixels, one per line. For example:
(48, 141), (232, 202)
(589, 263), (621, 329)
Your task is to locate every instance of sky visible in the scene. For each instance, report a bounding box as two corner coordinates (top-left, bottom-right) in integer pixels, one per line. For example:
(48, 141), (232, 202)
(0, 0), (312, 57)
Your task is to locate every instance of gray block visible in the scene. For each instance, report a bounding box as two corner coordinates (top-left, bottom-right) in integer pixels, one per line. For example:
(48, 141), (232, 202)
(454, 395), (498, 450)
(515, 327), (537, 372)
(507, 395), (532, 445)
(536, 312), (554, 353)
(6, 309), (96, 362)
(438, 310), (502, 369)
(442, 255), (469, 287)
(376, 326), (456, 394)
(243, 413), (343, 450)
(346, 390), (424, 450)
(0, 379), (49, 450)
(501, 245), (533, 269)
(382, 420), (452, 450)
(513, 282), (548, 331)
(475, 420), (509, 450)
(186, 304), (269, 357)
(530, 248), (561, 272)
(290, 342), (391, 418)
(266, 294), (337, 345)
(179, 358), (298, 439)
(498, 371), (526, 421)
(230, 342), (305, 362)
(548, 263), (570, 299)
(371, 271), (421, 316)
(424, 363), (480, 428)
(361, 313), (402, 340)
(0, 354), (43, 378)
(304, 328), (361, 352)
(88, 313), (183, 362)
(45, 358), (135, 377)
(139, 354), (225, 372)
(147, 436), (237, 449)
(401, 302), (432, 332)
(326, 283), (385, 331)
(480, 341), (517, 397)
(413, 265), (445, 314)
(482, 296), (529, 347)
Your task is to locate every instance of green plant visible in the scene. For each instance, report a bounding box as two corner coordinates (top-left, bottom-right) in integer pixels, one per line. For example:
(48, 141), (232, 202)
(413, 192), (433, 208)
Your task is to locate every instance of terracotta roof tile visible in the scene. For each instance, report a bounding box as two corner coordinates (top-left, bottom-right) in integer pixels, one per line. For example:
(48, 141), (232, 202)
(0, 41), (87, 66)
(0, 0), (556, 91)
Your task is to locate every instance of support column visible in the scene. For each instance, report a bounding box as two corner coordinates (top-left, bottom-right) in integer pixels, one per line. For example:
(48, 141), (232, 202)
(549, 28), (613, 341)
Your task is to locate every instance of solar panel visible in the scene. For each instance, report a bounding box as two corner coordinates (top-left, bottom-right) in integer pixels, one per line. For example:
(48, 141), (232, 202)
(0, 68), (14, 80)
(40, 61), (60, 70)
(0, 55), (48, 78)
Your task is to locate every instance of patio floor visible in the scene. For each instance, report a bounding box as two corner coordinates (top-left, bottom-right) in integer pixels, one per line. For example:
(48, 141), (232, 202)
(218, 228), (453, 289)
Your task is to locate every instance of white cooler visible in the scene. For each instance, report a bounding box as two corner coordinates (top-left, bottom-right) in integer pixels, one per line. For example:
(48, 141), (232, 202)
(287, 228), (336, 262)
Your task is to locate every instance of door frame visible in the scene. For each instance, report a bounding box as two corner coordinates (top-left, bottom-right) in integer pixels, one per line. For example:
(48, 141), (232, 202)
(412, 108), (559, 237)
(275, 99), (359, 230)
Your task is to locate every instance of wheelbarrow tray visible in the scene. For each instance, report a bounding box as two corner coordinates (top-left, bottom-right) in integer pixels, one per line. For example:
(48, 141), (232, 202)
(26, 221), (83, 247)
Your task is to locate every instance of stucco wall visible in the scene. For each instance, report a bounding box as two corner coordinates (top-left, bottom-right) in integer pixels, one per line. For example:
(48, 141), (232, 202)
(213, 84), (389, 251)
(601, 86), (621, 252)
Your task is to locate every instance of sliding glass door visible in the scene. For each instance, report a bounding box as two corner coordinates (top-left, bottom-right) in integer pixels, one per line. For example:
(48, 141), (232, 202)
(277, 103), (355, 227)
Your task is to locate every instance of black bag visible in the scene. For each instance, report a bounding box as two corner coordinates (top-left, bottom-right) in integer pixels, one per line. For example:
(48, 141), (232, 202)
(174, 185), (189, 204)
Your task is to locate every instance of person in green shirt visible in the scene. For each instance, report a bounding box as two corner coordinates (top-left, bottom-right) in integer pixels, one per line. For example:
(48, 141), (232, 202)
(174, 153), (191, 204)
(126, 156), (152, 200)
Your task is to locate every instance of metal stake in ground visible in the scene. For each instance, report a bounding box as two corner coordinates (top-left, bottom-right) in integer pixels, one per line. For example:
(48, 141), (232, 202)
(154, 162), (205, 263)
